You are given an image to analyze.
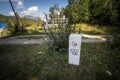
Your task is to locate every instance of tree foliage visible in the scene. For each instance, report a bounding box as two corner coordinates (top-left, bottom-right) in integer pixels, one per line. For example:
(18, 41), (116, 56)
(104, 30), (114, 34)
(49, 3), (60, 19)
(65, 0), (120, 25)
(0, 14), (35, 34)
(37, 17), (42, 29)
(89, 0), (118, 25)
(65, 0), (89, 24)
(49, 4), (65, 20)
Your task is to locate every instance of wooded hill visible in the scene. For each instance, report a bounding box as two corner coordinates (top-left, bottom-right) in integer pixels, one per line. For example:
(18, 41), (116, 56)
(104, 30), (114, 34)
(65, 0), (120, 26)
(0, 14), (35, 28)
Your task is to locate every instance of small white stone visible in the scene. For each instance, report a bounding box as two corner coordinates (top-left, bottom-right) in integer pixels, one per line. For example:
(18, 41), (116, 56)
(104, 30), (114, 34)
(38, 51), (42, 54)
(106, 70), (112, 76)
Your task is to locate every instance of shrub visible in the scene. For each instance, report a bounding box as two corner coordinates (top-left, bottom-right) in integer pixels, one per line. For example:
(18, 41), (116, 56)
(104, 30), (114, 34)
(107, 27), (120, 49)
(109, 34), (120, 49)
(46, 24), (79, 52)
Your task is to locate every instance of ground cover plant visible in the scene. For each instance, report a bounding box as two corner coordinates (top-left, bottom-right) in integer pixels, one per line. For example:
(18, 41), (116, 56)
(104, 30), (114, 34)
(0, 43), (119, 80)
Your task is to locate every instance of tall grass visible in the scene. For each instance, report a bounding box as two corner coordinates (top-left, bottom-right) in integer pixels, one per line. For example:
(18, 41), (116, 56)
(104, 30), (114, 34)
(0, 29), (12, 38)
(75, 23), (117, 35)
(0, 43), (119, 80)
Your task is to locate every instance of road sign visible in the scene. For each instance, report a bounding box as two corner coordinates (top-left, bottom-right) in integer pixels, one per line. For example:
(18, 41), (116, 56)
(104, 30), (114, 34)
(69, 34), (82, 65)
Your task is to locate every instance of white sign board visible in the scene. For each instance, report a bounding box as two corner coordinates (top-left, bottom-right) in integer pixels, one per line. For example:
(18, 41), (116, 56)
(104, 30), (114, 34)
(69, 34), (82, 65)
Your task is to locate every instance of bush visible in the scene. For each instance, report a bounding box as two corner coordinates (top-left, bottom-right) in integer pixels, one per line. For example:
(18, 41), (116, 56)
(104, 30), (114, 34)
(46, 24), (79, 52)
(107, 26), (120, 49)
(109, 34), (120, 49)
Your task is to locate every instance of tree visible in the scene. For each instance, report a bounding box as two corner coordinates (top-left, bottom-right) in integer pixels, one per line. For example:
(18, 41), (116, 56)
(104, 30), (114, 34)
(68, 0), (80, 4)
(65, 0), (89, 24)
(37, 17), (42, 29)
(89, 0), (120, 25)
(111, 0), (120, 25)
(89, 0), (110, 24)
(59, 8), (65, 18)
(68, 0), (76, 4)
(6, 20), (15, 32)
(66, 0), (120, 25)
(49, 3), (60, 19)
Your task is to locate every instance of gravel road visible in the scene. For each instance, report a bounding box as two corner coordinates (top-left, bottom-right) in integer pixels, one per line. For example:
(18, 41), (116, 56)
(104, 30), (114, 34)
(0, 34), (107, 44)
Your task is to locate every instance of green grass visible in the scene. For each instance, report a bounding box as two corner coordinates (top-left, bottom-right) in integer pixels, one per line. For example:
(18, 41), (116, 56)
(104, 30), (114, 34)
(0, 25), (46, 38)
(75, 23), (118, 35)
(0, 23), (118, 39)
(0, 43), (119, 80)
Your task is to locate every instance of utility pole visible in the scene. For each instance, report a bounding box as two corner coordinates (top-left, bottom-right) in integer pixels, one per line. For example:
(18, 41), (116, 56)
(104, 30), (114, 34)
(9, 0), (21, 31)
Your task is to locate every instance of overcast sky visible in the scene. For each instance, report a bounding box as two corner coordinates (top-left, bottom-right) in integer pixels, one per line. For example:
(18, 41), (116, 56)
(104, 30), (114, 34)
(0, 0), (68, 20)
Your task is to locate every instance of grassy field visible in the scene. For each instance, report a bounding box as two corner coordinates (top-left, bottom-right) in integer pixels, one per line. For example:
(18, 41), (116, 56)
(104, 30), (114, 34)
(75, 23), (118, 35)
(0, 43), (119, 80)
(0, 24), (44, 38)
(0, 23), (118, 38)
(22, 23), (118, 35)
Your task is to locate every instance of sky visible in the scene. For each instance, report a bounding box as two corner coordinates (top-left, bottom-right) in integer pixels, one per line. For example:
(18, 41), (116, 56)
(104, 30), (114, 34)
(0, 0), (68, 20)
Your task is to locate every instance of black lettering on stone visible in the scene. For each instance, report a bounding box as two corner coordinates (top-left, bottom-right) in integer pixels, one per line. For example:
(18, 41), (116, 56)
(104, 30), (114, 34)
(70, 49), (79, 56)
(72, 41), (77, 47)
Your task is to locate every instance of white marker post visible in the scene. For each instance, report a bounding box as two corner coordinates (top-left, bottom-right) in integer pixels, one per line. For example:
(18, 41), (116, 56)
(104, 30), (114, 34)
(69, 34), (82, 65)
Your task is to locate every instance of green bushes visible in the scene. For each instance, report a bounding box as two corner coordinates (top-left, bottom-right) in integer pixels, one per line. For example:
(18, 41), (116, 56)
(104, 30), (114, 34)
(0, 43), (120, 80)
(65, 0), (120, 25)
(107, 27), (120, 49)
(46, 24), (79, 51)
(108, 34), (120, 49)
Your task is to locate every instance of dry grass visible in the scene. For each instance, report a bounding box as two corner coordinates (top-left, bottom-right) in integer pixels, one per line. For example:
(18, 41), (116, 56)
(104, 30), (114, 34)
(75, 23), (116, 34)
(0, 29), (12, 38)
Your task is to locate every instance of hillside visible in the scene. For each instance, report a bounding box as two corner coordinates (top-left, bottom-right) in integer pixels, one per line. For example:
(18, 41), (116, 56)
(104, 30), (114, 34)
(0, 14), (35, 27)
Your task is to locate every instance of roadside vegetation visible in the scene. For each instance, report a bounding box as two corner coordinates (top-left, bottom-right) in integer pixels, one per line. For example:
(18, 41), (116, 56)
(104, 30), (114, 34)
(0, 0), (120, 80)
(0, 0), (120, 38)
(75, 23), (117, 35)
(0, 22), (118, 39)
(0, 43), (119, 80)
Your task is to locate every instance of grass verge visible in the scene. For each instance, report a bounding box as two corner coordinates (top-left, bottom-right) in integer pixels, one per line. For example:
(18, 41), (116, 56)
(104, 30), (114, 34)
(75, 23), (118, 35)
(0, 43), (119, 80)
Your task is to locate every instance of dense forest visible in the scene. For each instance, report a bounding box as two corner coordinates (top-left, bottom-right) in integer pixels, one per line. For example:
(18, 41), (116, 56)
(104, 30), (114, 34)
(65, 0), (120, 26)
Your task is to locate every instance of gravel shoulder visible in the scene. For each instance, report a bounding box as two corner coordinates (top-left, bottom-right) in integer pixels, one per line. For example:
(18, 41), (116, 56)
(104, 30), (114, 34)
(0, 34), (107, 44)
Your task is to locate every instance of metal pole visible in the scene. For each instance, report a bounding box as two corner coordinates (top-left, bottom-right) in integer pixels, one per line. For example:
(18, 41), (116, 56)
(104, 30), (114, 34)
(9, 0), (20, 31)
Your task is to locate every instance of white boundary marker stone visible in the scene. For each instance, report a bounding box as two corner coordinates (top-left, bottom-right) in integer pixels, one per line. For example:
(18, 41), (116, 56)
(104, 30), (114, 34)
(69, 34), (82, 65)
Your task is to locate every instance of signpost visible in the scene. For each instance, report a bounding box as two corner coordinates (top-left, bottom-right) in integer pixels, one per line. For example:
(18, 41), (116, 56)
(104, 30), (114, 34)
(69, 34), (82, 65)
